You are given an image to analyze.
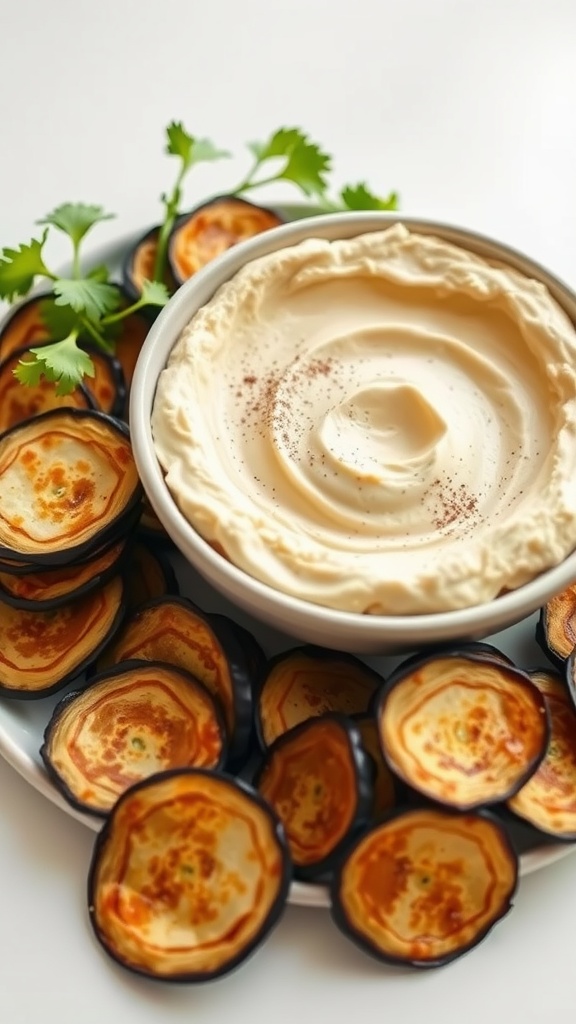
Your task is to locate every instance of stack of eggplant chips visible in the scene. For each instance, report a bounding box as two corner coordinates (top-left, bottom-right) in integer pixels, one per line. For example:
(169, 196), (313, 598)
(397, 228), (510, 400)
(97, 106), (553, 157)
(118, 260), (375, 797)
(252, 645), (391, 881)
(0, 406), (142, 699)
(324, 646), (549, 968)
(92, 594), (257, 771)
(0, 294), (128, 424)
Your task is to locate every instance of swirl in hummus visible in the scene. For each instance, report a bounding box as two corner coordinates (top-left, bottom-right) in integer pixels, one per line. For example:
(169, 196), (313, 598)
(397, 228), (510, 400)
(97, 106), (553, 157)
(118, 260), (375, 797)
(152, 224), (576, 615)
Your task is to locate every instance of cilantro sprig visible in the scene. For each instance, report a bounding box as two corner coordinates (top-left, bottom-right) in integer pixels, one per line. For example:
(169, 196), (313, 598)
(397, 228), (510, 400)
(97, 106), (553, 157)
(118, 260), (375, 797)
(234, 128), (332, 198)
(0, 203), (170, 393)
(150, 124), (398, 281)
(153, 122), (230, 282)
(0, 122), (398, 395)
(232, 126), (398, 213)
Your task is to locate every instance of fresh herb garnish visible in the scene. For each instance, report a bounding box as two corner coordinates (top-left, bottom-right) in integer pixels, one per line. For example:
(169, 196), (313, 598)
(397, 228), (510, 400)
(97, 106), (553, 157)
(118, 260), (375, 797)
(233, 127), (332, 199)
(0, 202), (170, 393)
(232, 126), (398, 213)
(152, 122), (230, 283)
(338, 181), (399, 212)
(0, 123), (398, 394)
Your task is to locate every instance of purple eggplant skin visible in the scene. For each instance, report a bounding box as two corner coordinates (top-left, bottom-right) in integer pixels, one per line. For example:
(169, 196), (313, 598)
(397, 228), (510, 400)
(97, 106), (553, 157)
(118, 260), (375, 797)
(92, 594), (255, 772)
(0, 293), (55, 361)
(123, 540), (180, 617)
(329, 805), (519, 970)
(565, 651), (576, 713)
(0, 409), (143, 567)
(208, 611), (268, 771)
(374, 647), (551, 810)
(254, 644), (384, 753)
(39, 658), (228, 819)
(0, 575), (127, 701)
(535, 606), (572, 670)
(0, 542), (131, 613)
(178, 602), (256, 773)
(167, 195), (286, 287)
(121, 224), (178, 310)
(364, 639), (513, 720)
(209, 612), (267, 691)
(80, 344), (127, 420)
(253, 712), (375, 882)
(86, 767), (293, 984)
(121, 223), (159, 305)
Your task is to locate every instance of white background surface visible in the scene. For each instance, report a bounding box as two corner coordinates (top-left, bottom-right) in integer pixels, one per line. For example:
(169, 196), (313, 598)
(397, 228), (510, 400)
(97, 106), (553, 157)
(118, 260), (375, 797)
(1, 1), (576, 1021)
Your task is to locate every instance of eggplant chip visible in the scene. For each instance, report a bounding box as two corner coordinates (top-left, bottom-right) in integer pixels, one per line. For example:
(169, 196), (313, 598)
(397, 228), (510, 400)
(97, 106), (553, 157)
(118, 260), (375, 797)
(0, 408), (142, 564)
(0, 537), (128, 610)
(507, 669), (576, 839)
(330, 807), (518, 968)
(111, 308), (151, 393)
(255, 713), (373, 879)
(0, 574), (125, 698)
(168, 196), (284, 286)
(80, 347), (126, 419)
(41, 660), (227, 815)
(0, 294), (52, 359)
(87, 769), (291, 981)
(352, 714), (397, 819)
(122, 225), (177, 306)
(123, 542), (179, 614)
(536, 584), (576, 665)
(96, 596), (254, 766)
(377, 652), (549, 810)
(0, 346), (93, 433)
(256, 645), (383, 749)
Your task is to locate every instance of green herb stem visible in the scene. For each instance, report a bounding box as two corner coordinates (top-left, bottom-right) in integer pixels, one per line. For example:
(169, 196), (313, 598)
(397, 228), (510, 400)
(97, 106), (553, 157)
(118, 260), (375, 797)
(102, 297), (148, 326)
(79, 316), (115, 352)
(153, 172), (186, 283)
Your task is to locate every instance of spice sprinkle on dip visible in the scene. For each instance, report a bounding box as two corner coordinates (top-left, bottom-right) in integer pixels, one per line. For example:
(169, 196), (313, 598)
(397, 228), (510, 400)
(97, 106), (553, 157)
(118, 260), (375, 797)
(152, 223), (576, 616)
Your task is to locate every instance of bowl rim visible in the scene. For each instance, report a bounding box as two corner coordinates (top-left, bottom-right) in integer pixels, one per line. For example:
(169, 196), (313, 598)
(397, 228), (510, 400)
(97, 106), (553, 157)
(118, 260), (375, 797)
(129, 210), (576, 646)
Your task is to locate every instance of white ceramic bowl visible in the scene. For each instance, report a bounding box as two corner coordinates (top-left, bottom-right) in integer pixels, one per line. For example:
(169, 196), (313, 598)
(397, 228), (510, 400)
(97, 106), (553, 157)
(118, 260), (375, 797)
(130, 211), (576, 655)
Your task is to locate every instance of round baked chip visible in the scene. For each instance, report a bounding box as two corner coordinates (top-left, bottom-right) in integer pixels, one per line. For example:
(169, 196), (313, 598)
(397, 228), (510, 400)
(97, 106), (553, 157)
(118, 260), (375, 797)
(507, 668), (576, 838)
(88, 769), (291, 981)
(377, 651), (549, 809)
(254, 713), (374, 878)
(256, 645), (383, 749)
(0, 574), (125, 697)
(168, 195), (284, 285)
(41, 660), (227, 815)
(0, 407), (142, 564)
(330, 807), (518, 967)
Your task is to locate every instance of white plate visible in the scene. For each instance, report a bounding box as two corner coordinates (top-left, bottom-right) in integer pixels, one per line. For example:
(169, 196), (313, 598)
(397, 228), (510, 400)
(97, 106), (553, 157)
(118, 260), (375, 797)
(0, 220), (574, 909)
(0, 547), (574, 909)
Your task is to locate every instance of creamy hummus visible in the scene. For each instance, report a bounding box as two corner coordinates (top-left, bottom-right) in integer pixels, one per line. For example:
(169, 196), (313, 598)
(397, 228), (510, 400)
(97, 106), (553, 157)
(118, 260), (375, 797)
(152, 224), (576, 615)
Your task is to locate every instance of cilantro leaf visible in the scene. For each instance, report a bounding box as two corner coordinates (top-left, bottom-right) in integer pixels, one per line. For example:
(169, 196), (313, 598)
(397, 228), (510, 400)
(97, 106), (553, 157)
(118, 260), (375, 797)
(39, 297), (83, 338)
(102, 278), (171, 328)
(153, 122), (230, 284)
(237, 127), (332, 199)
(166, 121), (195, 165)
(14, 335), (94, 395)
(139, 279), (170, 307)
(13, 353), (45, 388)
(165, 121), (230, 171)
(189, 137), (230, 164)
(246, 127), (307, 163)
(53, 278), (120, 321)
(279, 138), (331, 197)
(37, 203), (115, 247)
(0, 232), (51, 301)
(340, 182), (399, 211)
